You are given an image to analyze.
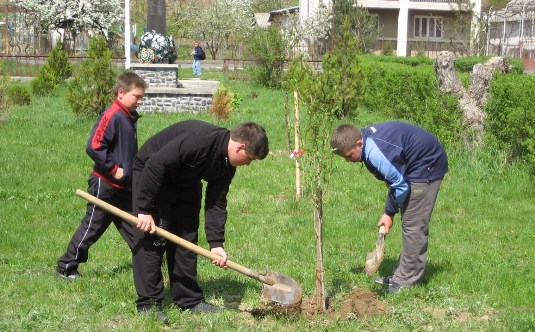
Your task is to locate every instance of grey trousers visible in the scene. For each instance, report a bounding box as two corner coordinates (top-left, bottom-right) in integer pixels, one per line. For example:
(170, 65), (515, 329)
(391, 179), (442, 286)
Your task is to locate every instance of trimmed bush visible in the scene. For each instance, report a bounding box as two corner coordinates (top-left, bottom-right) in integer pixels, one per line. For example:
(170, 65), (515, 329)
(360, 59), (463, 146)
(485, 74), (535, 173)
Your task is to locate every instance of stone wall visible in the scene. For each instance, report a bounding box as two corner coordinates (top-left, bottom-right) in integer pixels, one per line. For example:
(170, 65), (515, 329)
(130, 63), (215, 113)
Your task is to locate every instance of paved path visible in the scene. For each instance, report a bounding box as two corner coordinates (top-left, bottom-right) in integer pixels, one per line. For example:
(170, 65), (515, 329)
(176, 78), (220, 95)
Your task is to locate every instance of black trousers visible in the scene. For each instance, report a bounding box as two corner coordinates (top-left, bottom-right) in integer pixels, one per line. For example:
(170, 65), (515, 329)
(132, 183), (203, 310)
(57, 174), (135, 273)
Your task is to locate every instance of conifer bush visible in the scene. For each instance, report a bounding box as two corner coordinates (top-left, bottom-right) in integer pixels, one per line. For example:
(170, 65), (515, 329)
(66, 36), (116, 117)
(7, 83), (31, 106)
(0, 75), (10, 123)
(30, 42), (72, 96)
(210, 84), (234, 120)
(30, 64), (57, 96)
(47, 41), (72, 82)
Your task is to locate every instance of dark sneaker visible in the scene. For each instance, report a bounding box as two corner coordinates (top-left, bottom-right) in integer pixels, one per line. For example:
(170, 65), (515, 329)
(385, 282), (406, 294)
(182, 301), (223, 313)
(374, 275), (393, 286)
(138, 306), (169, 324)
(56, 267), (81, 281)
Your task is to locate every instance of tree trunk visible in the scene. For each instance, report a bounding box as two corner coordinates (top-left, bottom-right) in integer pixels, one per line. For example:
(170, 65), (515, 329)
(312, 162), (327, 312)
(434, 51), (510, 148)
(294, 90), (302, 199)
(314, 183), (326, 312)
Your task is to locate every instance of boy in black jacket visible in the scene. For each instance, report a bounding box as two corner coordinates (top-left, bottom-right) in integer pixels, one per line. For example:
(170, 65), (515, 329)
(56, 72), (148, 280)
(132, 120), (269, 319)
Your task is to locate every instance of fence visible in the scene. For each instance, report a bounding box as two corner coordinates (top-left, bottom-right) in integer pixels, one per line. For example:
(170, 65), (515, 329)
(0, 55), (126, 77)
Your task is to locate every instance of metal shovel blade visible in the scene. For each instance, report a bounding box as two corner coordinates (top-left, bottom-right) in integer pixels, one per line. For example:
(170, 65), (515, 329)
(365, 226), (386, 275)
(261, 269), (303, 306)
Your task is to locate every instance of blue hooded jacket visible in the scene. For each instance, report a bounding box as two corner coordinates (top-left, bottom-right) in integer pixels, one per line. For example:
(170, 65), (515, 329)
(361, 121), (448, 216)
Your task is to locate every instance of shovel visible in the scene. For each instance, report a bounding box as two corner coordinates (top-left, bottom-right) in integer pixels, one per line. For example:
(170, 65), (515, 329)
(365, 225), (386, 275)
(75, 189), (302, 306)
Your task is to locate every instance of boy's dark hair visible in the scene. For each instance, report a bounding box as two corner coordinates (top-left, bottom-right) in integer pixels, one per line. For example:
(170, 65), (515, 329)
(331, 124), (362, 156)
(230, 122), (269, 159)
(113, 72), (148, 95)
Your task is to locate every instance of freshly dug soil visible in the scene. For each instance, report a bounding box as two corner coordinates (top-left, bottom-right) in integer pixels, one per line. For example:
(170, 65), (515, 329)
(250, 287), (389, 320)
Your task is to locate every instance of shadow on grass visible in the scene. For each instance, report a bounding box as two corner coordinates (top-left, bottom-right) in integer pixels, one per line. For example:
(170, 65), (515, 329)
(199, 277), (249, 310)
(88, 262), (132, 278)
(335, 258), (451, 297)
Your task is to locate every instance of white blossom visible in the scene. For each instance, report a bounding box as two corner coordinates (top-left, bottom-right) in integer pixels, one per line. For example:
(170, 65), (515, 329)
(21, 0), (123, 36)
(300, 4), (332, 44)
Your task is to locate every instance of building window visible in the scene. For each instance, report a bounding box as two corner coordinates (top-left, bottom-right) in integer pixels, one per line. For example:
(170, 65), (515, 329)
(370, 14), (380, 31)
(414, 16), (443, 39)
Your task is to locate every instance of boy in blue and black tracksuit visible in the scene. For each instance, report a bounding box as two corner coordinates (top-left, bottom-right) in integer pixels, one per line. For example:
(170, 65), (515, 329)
(56, 73), (148, 280)
(331, 121), (448, 294)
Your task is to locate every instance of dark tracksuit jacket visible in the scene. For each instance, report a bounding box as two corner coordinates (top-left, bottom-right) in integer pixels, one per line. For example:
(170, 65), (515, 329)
(360, 121), (448, 216)
(57, 100), (140, 273)
(88, 99), (140, 190)
(132, 120), (236, 308)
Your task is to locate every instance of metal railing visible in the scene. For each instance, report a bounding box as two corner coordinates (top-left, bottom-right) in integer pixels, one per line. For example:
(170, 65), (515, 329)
(0, 55), (125, 77)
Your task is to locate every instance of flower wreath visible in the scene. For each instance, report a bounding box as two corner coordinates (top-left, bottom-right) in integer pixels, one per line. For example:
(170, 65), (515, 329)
(139, 30), (177, 64)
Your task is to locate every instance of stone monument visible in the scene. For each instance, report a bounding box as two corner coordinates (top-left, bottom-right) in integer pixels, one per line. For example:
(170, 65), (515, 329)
(147, 0), (167, 36)
(131, 0), (219, 113)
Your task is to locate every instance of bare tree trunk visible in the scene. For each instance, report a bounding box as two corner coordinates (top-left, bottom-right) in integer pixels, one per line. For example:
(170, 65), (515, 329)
(294, 90), (302, 199)
(434, 51), (510, 148)
(314, 183), (326, 312)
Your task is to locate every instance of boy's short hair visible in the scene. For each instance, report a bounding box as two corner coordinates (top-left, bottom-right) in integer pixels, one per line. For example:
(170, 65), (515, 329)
(230, 122), (269, 159)
(113, 72), (148, 95)
(331, 124), (362, 156)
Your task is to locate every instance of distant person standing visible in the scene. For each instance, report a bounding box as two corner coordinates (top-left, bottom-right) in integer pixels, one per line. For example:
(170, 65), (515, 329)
(191, 41), (205, 76)
(56, 72), (148, 280)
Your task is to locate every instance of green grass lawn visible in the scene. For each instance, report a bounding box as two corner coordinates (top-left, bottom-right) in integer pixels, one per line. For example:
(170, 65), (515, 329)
(0, 74), (533, 331)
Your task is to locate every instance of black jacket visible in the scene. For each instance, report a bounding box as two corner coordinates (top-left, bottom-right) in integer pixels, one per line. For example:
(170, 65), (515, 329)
(87, 99), (140, 190)
(193, 46), (204, 60)
(133, 120), (236, 247)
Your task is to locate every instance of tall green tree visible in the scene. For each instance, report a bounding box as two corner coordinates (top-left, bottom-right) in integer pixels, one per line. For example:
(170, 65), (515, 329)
(282, 28), (367, 311)
(333, 0), (379, 53)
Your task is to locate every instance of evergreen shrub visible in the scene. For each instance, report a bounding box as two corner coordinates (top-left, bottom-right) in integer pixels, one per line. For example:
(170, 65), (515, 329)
(245, 27), (288, 89)
(7, 83), (31, 105)
(30, 64), (57, 96)
(210, 84), (234, 120)
(0, 75), (10, 123)
(66, 36), (116, 117)
(30, 42), (73, 96)
(47, 41), (73, 81)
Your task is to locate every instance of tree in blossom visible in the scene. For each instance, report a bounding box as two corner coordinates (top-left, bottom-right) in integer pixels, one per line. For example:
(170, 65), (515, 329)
(20, 0), (123, 50)
(169, 0), (255, 59)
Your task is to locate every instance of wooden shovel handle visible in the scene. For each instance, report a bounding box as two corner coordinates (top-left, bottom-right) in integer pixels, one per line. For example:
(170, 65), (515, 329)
(75, 189), (274, 286)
